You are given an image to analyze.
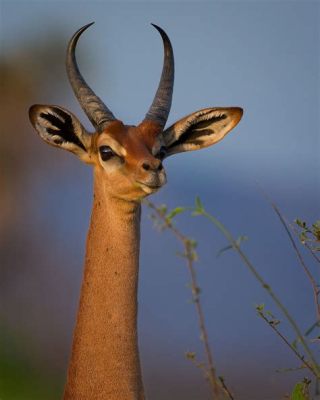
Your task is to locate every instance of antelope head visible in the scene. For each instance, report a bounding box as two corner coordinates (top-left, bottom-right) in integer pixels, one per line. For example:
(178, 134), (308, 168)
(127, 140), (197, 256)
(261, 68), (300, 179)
(29, 23), (243, 202)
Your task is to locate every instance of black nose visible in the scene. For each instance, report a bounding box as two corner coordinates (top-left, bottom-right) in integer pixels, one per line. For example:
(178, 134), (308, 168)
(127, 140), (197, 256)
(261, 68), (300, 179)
(141, 161), (163, 172)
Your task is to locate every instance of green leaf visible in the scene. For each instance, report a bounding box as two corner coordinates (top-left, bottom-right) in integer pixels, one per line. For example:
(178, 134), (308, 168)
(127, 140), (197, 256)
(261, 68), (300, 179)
(187, 239), (198, 249)
(193, 196), (204, 215)
(216, 244), (233, 257)
(166, 207), (187, 221)
(291, 379), (311, 400)
(256, 304), (265, 312)
(185, 351), (196, 360)
(157, 204), (168, 215)
(191, 210), (202, 216)
(217, 236), (248, 257)
(295, 219), (307, 229)
(190, 251), (198, 262)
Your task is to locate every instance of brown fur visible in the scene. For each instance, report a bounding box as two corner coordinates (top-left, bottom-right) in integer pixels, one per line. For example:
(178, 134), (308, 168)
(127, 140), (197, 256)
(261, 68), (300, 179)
(64, 167), (144, 399)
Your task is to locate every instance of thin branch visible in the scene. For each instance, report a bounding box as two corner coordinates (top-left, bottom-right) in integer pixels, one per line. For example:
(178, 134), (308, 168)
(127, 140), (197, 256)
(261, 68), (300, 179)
(305, 320), (320, 338)
(306, 243), (320, 264)
(266, 199), (320, 325)
(199, 209), (320, 379)
(258, 311), (318, 377)
(289, 221), (320, 264)
(219, 376), (234, 400)
(144, 199), (233, 400)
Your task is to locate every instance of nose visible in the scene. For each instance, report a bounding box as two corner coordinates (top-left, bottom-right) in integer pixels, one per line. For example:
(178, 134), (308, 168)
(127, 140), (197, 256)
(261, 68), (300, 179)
(140, 159), (163, 172)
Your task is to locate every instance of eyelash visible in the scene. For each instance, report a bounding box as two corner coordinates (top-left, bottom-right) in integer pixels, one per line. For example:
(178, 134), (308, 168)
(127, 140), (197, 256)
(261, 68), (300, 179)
(99, 146), (117, 161)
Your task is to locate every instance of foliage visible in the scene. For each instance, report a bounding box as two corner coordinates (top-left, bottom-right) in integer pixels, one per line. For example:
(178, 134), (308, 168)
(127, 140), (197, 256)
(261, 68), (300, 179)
(145, 196), (320, 399)
(295, 219), (320, 252)
(291, 379), (311, 400)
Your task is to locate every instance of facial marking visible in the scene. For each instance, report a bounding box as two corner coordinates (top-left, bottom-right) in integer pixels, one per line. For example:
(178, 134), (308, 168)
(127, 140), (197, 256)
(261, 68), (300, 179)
(89, 120), (168, 200)
(97, 135), (127, 158)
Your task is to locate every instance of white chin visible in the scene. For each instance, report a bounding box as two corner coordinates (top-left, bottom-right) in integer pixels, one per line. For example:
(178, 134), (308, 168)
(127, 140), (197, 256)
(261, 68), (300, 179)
(139, 183), (160, 194)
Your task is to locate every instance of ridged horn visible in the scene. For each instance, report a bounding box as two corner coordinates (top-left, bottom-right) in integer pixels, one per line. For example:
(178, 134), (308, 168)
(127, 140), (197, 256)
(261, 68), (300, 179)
(143, 24), (174, 129)
(66, 22), (116, 132)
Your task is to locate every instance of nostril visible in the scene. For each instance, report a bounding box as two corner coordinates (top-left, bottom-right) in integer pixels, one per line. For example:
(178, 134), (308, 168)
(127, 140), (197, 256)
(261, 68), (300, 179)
(142, 162), (151, 171)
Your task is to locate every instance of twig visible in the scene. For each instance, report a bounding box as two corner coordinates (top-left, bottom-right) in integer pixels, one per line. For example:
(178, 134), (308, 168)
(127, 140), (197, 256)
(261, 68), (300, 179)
(219, 376), (234, 400)
(198, 209), (320, 379)
(144, 199), (233, 400)
(257, 311), (318, 377)
(265, 198), (320, 325)
(289, 221), (320, 264)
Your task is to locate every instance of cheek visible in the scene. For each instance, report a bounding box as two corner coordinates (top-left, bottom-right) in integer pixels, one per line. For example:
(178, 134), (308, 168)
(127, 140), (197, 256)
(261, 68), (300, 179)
(100, 157), (123, 173)
(100, 161), (144, 197)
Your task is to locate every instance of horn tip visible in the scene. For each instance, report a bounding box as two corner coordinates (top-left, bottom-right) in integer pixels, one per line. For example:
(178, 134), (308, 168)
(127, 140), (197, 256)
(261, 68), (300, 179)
(83, 21), (95, 30)
(150, 23), (170, 42)
(77, 21), (95, 35)
(151, 23), (163, 32)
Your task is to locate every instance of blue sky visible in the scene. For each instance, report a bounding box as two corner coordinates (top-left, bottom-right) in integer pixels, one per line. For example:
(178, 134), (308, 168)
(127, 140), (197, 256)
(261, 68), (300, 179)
(1, 1), (319, 399)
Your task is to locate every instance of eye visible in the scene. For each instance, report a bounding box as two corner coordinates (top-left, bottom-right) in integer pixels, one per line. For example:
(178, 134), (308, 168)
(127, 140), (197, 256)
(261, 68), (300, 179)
(158, 146), (167, 160)
(99, 146), (116, 161)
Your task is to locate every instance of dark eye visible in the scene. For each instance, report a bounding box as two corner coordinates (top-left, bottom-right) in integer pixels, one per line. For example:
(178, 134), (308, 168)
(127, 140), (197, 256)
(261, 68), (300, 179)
(99, 146), (115, 161)
(158, 146), (167, 160)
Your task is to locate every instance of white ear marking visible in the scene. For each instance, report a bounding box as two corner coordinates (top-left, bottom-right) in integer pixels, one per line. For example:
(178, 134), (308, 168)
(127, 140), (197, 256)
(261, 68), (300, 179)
(162, 107), (243, 156)
(29, 104), (93, 163)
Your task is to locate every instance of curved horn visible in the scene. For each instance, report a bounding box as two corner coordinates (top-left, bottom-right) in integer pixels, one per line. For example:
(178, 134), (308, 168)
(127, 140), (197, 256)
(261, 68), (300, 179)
(143, 24), (174, 129)
(66, 22), (116, 132)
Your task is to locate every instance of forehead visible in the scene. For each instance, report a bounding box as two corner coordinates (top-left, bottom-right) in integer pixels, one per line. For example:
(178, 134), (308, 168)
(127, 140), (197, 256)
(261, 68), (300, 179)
(97, 120), (162, 151)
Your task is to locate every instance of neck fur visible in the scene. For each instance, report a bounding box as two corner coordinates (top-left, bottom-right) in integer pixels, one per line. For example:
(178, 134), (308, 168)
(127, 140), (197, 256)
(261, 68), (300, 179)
(64, 168), (144, 399)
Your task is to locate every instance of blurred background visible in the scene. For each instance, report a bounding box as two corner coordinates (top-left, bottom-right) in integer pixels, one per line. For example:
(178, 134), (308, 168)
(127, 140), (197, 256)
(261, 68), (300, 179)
(0, 1), (319, 399)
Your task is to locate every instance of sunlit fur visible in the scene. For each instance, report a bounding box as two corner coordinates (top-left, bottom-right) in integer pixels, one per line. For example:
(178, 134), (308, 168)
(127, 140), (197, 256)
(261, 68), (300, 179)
(87, 120), (166, 201)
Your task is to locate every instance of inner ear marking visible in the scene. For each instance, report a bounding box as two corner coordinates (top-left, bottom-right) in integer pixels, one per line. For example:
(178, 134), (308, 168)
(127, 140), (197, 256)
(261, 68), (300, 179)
(40, 108), (86, 151)
(172, 113), (227, 147)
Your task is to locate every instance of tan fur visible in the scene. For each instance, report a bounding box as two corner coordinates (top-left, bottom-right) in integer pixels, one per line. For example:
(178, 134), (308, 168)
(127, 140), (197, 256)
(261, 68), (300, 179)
(64, 167), (144, 399)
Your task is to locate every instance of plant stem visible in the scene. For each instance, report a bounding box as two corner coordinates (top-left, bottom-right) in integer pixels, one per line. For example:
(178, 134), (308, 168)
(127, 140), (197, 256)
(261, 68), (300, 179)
(258, 311), (318, 377)
(185, 242), (220, 396)
(219, 376), (234, 400)
(200, 209), (320, 379)
(289, 222), (320, 264)
(144, 200), (232, 400)
(268, 201), (320, 325)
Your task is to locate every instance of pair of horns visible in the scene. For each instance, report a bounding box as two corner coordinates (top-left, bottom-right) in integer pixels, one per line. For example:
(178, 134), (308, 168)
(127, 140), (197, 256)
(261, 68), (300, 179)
(66, 22), (174, 132)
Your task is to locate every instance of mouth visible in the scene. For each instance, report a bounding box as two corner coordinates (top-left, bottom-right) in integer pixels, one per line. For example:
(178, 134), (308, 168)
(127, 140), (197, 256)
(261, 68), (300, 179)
(136, 181), (162, 194)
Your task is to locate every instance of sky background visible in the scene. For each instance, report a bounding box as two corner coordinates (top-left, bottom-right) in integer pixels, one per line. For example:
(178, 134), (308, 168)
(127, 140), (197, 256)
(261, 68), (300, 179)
(1, 1), (319, 399)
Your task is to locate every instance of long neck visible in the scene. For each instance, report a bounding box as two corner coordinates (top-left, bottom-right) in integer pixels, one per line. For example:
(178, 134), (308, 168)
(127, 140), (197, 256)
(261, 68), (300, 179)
(64, 170), (144, 400)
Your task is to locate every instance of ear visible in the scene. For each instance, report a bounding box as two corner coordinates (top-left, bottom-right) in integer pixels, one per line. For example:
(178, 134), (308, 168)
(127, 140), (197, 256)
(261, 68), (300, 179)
(162, 107), (243, 156)
(29, 104), (92, 163)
